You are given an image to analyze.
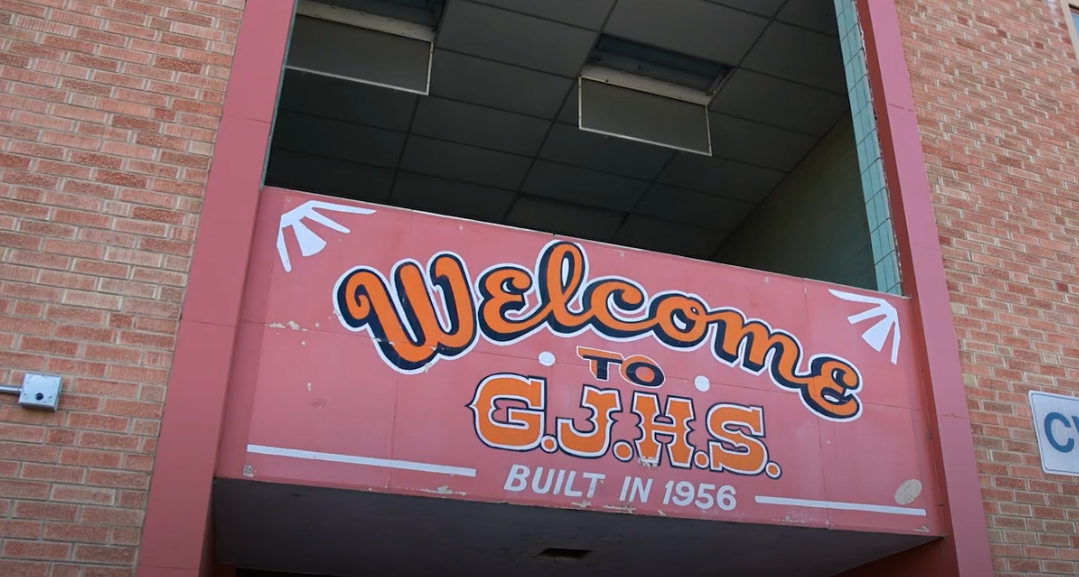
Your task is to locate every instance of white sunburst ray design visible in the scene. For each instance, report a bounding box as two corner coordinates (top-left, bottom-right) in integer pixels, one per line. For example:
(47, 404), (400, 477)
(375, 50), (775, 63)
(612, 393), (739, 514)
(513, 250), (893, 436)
(828, 288), (902, 365)
(277, 200), (377, 273)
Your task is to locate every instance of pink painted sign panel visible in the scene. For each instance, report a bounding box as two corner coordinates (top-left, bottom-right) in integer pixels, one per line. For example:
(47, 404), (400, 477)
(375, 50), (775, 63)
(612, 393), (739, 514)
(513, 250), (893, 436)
(224, 187), (942, 535)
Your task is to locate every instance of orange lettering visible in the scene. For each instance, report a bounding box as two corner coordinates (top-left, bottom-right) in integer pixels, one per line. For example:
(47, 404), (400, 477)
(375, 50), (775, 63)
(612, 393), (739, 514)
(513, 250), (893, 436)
(706, 404), (769, 476)
(336, 256), (476, 372)
(556, 386), (621, 458)
(339, 240), (865, 422)
(467, 374), (546, 451)
(631, 392), (695, 468)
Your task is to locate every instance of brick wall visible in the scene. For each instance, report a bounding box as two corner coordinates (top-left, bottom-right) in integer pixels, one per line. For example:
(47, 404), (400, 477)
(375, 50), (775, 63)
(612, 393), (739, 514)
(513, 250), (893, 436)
(0, 0), (238, 575)
(897, 0), (1079, 575)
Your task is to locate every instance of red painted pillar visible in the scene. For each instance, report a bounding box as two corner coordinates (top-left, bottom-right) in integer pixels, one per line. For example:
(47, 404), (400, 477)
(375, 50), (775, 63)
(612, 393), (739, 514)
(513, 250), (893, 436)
(838, 1), (993, 575)
(135, 2), (295, 576)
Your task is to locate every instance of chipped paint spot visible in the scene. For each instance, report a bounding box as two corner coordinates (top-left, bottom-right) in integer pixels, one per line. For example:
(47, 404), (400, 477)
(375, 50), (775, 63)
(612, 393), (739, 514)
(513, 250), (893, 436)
(638, 458), (658, 467)
(603, 504), (635, 514)
(306, 382), (312, 392)
(895, 479), (922, 505)
(657, 510), (666, 517)
(267, 323), (285, 329)
(915, 525), (930, 533)
(420, 485), (465, 496)
(242, 465), (255, 478)
(301, 341), (306, 345)
(571, 500), (591, 509)
(286, 321), (305, 331)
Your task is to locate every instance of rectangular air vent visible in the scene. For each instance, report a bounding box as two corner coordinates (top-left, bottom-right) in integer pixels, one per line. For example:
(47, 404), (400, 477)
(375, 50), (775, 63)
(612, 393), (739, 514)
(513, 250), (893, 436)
(286, 0), (437, 95)
(578, 69), (712, 155)
(578, 36), (730, 156)
(588, 36), (729, 96)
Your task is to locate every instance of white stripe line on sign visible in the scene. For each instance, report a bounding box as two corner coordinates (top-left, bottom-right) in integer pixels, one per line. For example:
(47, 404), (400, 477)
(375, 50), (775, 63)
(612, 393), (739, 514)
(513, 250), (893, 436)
(246, 444), (477, 477)
(754, 496), (927, 516)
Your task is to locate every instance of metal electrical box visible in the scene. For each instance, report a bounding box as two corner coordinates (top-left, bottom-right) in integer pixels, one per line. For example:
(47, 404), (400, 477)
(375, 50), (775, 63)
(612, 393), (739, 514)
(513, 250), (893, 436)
(19, 373), (62, 411)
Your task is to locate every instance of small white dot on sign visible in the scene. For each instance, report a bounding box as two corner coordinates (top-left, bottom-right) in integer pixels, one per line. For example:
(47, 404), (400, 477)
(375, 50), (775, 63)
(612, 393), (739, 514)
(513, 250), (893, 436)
(694, 376), (710, 392)
(539, 352), (556, 367)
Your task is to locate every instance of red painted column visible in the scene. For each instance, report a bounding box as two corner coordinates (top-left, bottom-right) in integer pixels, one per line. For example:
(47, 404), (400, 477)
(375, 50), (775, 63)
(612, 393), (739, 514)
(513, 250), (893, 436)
(135, 2), (295, 576)
(838, 1), (994, 575)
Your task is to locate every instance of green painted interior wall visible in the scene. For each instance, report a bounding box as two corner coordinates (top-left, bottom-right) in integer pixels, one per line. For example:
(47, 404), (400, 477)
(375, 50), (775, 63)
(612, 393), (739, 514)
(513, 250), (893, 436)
(714, 113), (877, 291)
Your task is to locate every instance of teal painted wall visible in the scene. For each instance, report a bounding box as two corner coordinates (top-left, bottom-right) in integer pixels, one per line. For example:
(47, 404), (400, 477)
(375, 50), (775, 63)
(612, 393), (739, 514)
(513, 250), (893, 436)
(835, 0), (900, 294)
(714, 113), (877, 291)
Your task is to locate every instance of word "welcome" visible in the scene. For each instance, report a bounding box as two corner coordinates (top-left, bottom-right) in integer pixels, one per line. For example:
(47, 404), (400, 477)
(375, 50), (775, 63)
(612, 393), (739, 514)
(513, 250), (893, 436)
(334, 241), (863, 421)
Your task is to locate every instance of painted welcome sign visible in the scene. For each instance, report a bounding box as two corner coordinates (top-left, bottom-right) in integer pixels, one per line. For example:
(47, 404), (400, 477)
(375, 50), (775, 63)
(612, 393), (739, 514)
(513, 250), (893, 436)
(225, 187), (942, 536)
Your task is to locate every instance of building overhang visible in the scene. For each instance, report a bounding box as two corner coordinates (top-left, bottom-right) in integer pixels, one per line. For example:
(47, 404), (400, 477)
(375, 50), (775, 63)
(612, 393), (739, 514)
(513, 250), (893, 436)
(209, 186), (942, 575)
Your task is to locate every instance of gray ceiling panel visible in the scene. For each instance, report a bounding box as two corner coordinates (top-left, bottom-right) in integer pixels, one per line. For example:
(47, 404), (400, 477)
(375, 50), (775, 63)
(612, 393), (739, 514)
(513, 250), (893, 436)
(468, 0), (616, 29)
(506, 196), (624, 241)
(265, 148), (394, 203)
(557, 86), (578, 125)
(777, 0), (840, 36)
(539, 123), (674, 181)
(399, 136), (533, 189)
(412, 97), (551, 156)
(741, 23), (846, 93)
(704, 0), (786, 17)
(709, 113), (820, 172)
(272, 110), (405, 168)
(277, 69), (417, 131)
(710, 69), (848, 136)
(329, 0), (442, 28)
(521, 160), (649, 212)
(658, 153), (787, 204)
(429, 50), (573, 118)
(604, 0), (769, 64)
(392, 172), (516, 222)
(437, 1), (597, 77)
(614, 214), (724, 260)
(636, 184), (755, 231)
(268, 0), (855, 265)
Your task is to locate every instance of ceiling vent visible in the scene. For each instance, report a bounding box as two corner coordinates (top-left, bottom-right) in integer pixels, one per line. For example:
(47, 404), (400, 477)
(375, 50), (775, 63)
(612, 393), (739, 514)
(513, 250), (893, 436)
(286, 0), (442, 95)
(578, 36), (731, 156)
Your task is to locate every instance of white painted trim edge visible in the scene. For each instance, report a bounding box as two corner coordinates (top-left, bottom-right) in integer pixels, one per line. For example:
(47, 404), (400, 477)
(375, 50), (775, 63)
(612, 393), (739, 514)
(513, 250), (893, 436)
(754, 495), (927, 516)
(580, 64), (713, 106)
(247, 444), (477, 477)
(284, 65), (431, 96)
(296, 0), (436, 42)
(577, 124), (713, 156)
